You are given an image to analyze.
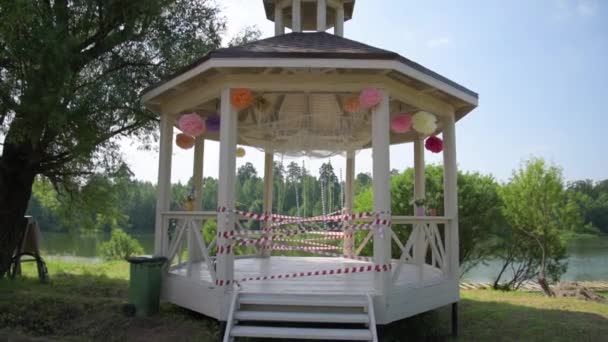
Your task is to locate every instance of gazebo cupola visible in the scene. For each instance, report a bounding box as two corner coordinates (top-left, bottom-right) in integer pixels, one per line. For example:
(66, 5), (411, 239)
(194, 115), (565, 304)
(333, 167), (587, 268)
(264, 0), (355, 36)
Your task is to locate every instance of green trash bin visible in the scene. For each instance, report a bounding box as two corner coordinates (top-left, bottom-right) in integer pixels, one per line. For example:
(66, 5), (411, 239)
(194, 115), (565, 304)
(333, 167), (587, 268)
(126, 256), (167, 317)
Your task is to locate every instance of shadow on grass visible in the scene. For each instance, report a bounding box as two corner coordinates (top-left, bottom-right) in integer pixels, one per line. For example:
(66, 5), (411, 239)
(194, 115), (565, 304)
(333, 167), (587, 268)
(381, 297), (608, 342)
(0, 273), (219, 342)
(2, 274), (607, 342)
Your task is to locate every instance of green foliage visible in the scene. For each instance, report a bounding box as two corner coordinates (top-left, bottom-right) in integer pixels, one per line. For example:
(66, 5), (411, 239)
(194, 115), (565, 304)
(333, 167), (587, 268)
(355, 165), (502, 269)
(567, 179), (608, 234)
(99, 229), (144, 260)
(495, 158), (573, 289)
(227, 26), (262, 47)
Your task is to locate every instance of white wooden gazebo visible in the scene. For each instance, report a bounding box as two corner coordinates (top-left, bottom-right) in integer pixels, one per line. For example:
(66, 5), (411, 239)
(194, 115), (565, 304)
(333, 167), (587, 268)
(141, 1), (477, 340)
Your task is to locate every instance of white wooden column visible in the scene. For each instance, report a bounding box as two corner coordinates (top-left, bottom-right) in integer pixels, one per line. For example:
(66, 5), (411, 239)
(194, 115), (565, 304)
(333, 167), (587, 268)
(317, 0), (327, 32)
(335, 5), (345, 37)
(193, 138), (205, 211)
(217, 88), (237, 293)
(154, 114), (173, 256)
(190, 137), (205, 262)
(343, 150), (355, 255)
(372, 91), (391, 295)
(261, 152), (274, 257)
(274, 3), (285, 36)
(292, 0), (302, 32)
(413, 137), (426, 281)
(442, 113), (459, 280)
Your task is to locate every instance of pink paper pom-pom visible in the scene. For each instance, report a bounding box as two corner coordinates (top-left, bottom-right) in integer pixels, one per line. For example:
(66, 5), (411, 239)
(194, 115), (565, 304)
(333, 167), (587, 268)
(391, 113), (412, 134)
(178, 113), (206, 137)
(359, 88), (383, 109)
(425, 136), (443, 153)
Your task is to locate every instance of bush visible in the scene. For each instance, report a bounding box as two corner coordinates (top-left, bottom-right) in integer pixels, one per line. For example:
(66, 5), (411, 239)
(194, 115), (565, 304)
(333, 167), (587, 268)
(99, 229), (144, 260)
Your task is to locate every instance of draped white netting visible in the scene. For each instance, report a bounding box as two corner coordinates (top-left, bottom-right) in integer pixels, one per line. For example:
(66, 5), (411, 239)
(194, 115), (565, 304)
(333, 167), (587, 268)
(238, 93), (372, 158)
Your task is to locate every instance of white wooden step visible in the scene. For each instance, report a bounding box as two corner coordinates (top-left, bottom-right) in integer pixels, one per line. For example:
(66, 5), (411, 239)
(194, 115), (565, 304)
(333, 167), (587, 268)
(235, 310), (370, 324)
(230, 326), (372, 340)
(239, 294), (367, 308)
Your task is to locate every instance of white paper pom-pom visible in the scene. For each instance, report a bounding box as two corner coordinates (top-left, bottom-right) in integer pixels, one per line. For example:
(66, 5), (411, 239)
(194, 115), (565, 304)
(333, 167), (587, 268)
(412, 111), (437, 135)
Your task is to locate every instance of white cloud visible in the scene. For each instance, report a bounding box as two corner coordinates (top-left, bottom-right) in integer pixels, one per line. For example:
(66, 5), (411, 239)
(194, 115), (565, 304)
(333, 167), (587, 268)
(552, 0), (598, 20)
(576, 0), (597, 16)
(426, 37), (451, 49)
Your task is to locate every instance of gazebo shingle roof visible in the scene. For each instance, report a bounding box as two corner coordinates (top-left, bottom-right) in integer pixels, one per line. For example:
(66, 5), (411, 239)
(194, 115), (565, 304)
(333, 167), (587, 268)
(146, 32), (478, 99)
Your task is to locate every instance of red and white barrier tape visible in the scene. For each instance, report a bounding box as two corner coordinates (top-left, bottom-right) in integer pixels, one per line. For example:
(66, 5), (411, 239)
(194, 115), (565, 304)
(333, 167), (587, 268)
(217, 207), (390, 224)
(218, 220), (388, 240)
(272, 239), (340, 250)
(214, 263), (392, 286)
(272, 245), (339, 251)
(270, 244), (375, 262)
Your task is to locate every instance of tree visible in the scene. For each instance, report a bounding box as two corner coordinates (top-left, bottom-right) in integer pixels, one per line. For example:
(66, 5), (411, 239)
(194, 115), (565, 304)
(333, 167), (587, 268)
(497, 158), (582, 295)
(566, 179), (608, 234)
(354, 165), (502, 267)
(0, 0), (226, 276)
(237, 162), (258, 183)
(227, 26), (262, 47)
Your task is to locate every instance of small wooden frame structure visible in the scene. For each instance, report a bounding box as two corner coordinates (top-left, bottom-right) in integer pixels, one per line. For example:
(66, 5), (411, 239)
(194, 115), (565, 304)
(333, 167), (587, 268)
(142, 1), (477, 339)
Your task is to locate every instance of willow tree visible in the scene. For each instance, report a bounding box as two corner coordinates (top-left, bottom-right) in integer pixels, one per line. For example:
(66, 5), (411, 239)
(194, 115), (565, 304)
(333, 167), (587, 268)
(0, 0), (226, 276)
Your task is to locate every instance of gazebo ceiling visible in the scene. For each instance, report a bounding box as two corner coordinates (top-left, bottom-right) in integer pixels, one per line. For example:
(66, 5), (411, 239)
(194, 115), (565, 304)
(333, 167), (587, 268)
(141, 32), (478, 151)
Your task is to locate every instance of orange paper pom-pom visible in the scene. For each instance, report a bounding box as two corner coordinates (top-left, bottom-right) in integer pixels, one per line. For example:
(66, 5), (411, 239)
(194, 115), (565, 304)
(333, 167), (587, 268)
(176, 133), (195, 150)
(231, 88), (253, 110)
(344, 97), (361, 114)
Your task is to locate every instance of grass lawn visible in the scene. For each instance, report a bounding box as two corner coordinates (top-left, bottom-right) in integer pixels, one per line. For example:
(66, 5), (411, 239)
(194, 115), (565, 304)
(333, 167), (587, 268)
(1, 260), (607, 341)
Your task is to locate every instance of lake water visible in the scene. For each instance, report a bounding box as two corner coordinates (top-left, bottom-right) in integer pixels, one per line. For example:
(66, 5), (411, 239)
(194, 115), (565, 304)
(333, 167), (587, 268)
(39, 231), (608, 282)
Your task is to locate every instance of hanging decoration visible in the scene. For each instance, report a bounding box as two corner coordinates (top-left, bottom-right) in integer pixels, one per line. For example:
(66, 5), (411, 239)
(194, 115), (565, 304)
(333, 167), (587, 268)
(176, 133), (196, 150)
(236, 147), (246, 158)
(412, 111), (438, 135)
(390, 113), (413, 133)
(425, 136), (443, 153)
(178, 113), (206, 137)
(344, 96), (361, 114)
(231, 88), (253, 110)
(206, 115), (220, 132)
(359, 88), (383, 109)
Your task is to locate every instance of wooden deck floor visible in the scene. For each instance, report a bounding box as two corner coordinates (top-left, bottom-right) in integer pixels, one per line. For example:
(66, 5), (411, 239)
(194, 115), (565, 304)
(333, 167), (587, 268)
(169, 256), (444, 294)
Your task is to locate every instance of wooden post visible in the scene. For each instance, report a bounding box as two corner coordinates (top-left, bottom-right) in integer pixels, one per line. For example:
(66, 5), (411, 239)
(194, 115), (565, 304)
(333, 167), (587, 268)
(372, 91), (391, 295)
(343, 150), (355, 255)
(190, 137), (205, 262)
(317, 0), (327, 32)
(261, 152), (274, 257)
(193, 138), (205, 210)
(292, 0), (302, 32)
(442, 113), (459, 279)
(154, 114), (173, 256)
(413, 137), (426, 282)
(335, 4), (345, 37)
(217, 88), (237, 296)
(274, 3), (284, 36)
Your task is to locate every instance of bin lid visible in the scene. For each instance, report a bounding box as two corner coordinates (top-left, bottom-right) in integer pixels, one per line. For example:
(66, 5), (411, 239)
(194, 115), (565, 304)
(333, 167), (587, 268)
(126, 256), (168, 264)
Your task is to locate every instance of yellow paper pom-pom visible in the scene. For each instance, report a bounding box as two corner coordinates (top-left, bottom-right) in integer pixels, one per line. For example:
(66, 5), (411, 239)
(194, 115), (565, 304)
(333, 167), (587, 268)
(412, 111), (437, 135)
(236, 147), (246, 158)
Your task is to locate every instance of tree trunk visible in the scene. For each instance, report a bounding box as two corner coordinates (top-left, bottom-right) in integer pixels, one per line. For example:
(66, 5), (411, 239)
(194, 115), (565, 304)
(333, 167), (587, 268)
(0, 140), (38, 278)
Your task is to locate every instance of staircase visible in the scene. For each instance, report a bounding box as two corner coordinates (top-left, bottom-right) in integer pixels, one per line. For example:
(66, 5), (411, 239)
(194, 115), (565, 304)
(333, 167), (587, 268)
(223, 292), (378, 341)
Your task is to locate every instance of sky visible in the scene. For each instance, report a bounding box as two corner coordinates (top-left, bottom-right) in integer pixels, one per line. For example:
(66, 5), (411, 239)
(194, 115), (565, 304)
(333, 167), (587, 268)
(122, 0), (608, 184)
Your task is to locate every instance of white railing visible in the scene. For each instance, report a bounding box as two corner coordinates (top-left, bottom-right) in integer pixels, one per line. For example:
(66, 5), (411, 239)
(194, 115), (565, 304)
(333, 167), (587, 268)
(161, 211), (217, 281)
(350, 215), (451, 285)
(390, 216), (450, 285)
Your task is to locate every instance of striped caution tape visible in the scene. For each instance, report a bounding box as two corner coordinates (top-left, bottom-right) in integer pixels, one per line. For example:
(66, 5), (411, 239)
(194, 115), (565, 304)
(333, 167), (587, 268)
(214, 263), (392, 287)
